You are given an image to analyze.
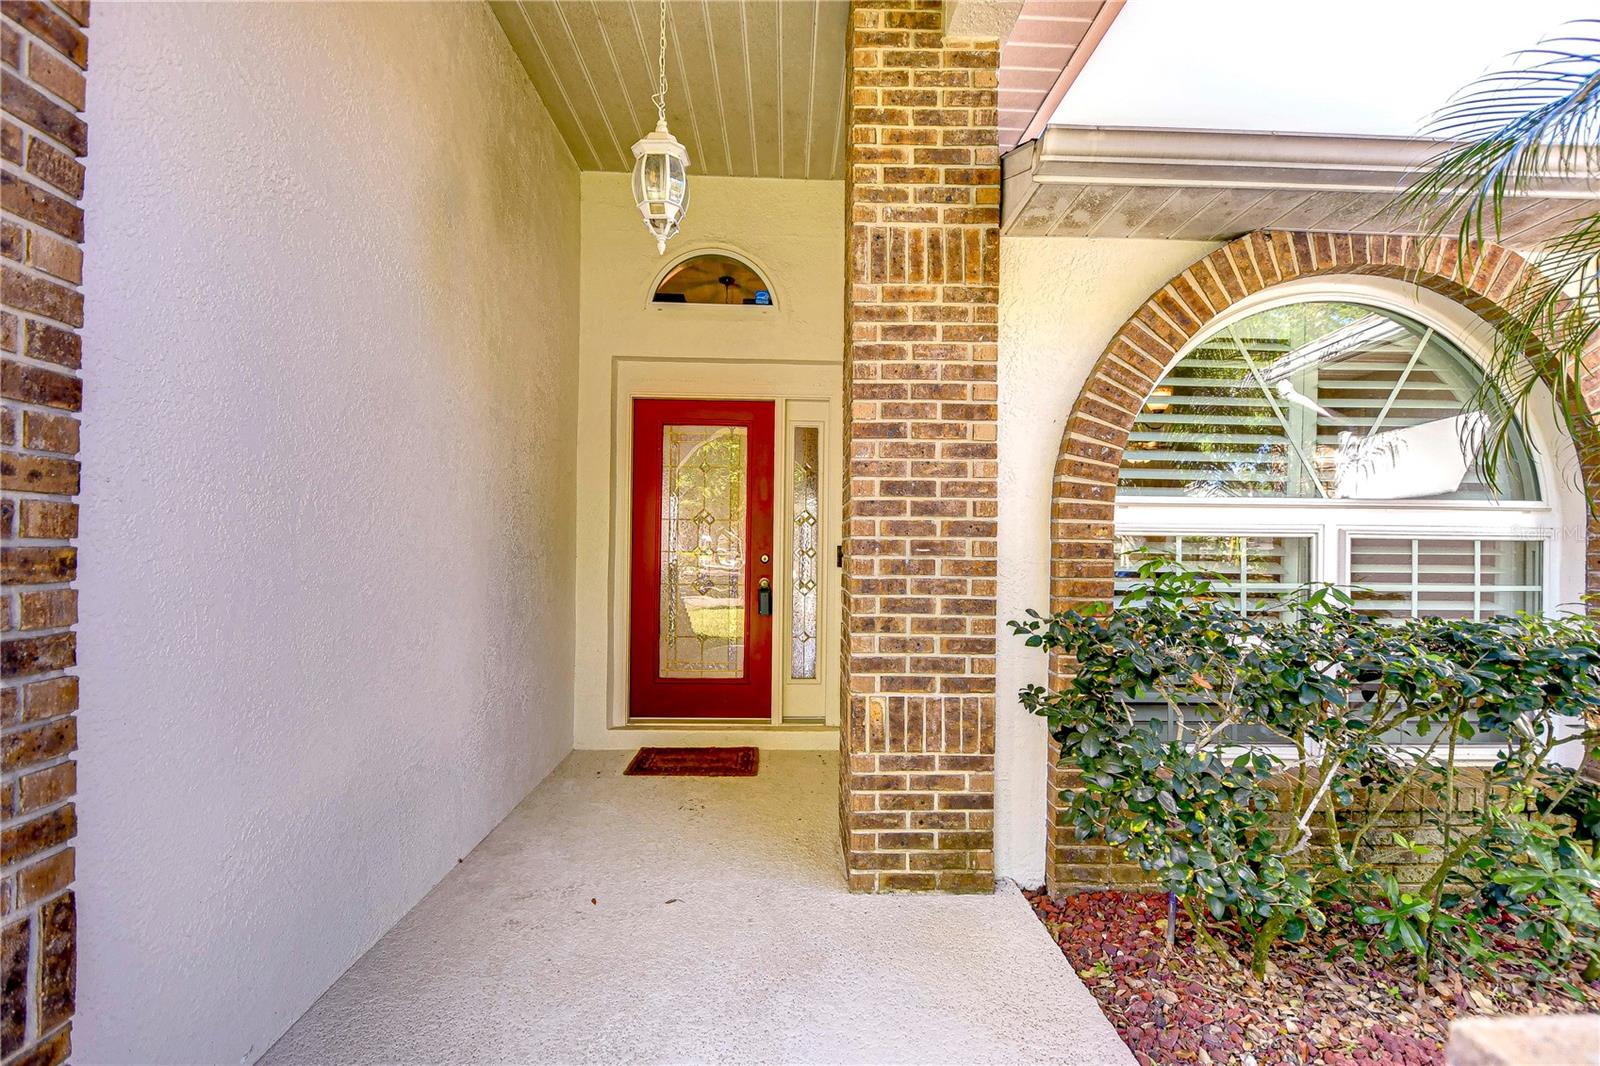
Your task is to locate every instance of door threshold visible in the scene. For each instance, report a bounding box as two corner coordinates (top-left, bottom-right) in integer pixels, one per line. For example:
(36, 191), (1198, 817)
(582, 722), (838, 752)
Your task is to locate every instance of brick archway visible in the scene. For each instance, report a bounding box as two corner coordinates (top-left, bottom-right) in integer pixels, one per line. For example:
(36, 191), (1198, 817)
(1044, 229), (1600, 892)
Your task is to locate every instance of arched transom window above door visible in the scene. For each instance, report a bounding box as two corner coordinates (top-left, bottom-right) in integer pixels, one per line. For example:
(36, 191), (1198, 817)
(651, 252), (774, 306)
(1113, 296), (1564, 624)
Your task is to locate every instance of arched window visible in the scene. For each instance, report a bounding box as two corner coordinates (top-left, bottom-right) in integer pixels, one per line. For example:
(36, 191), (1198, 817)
(651, 252), (773, 306)
(1114, 297), (1561, 623)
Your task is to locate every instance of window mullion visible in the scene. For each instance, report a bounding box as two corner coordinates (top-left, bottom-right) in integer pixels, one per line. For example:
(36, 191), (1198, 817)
(1411, 538), (1420, 619)
(1324, 519), (1340, 592)
(1473, 539), (1483, 621)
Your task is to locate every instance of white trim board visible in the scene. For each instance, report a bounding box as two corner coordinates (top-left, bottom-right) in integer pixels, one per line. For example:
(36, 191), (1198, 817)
(575, 355), (843, 751)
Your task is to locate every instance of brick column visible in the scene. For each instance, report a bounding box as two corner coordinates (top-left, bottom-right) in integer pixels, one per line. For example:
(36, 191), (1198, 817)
(839, 0), (999, 893)
(1, 2), (87, 1062)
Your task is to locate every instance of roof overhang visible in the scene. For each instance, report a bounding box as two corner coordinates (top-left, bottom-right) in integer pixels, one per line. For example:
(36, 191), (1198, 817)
(1002, 125), (1600, 249)
(946, 1), (1124, 154)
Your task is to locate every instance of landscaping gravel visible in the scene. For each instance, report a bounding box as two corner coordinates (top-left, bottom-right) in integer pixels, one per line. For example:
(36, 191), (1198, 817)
(1025, 888), (1598, 1065)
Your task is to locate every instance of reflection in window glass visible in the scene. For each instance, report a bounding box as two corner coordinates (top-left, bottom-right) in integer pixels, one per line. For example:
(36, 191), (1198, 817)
(790, 427), (820, 680)
(1114, 533), (1313, 615)
(1119, 302), (1539, 501)
(653, 253), (772, 305)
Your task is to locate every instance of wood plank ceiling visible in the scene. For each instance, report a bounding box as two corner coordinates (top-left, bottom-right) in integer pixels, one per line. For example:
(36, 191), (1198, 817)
(490, 0), (850, 178)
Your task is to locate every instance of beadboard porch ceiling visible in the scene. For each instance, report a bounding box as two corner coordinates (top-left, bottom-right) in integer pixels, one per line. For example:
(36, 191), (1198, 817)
(488, 0), (851, 178)
(487, 1), (1119, 179)
(1002, 125), (1600, 248)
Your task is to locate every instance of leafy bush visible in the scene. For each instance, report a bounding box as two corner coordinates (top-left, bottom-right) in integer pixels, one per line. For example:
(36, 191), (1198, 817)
(1013, 558), (1600, 979)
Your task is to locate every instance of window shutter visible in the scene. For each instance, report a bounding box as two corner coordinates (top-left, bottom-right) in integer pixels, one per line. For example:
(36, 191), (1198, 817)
(1349, 537), (1543, 620)
(1121, 337), (1296, 497)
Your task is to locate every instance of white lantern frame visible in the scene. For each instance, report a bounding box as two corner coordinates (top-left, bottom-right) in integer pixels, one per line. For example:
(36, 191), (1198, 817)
(631, 121), (690, 255)
(631, 0), (690, 255)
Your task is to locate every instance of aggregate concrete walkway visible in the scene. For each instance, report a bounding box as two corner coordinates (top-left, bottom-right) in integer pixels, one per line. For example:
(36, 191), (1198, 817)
(265, 750), (1134, 1065)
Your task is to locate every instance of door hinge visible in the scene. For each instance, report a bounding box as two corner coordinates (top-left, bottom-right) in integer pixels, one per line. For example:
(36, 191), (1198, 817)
(836, 545), (844, 568)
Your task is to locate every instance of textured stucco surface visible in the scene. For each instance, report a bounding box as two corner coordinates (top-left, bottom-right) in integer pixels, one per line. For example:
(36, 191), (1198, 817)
(579, 172), (845, 368)
(572, 174), (845, 747)
(994, 238), (1219, 884)
(264, 750), (1135, 1065)
(76, 3), (580, 1062)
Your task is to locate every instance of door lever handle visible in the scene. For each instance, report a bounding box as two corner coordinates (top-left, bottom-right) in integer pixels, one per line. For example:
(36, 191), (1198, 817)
(757, 577), (772, 616)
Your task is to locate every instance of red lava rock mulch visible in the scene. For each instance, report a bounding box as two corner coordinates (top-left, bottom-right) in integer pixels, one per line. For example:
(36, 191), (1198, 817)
(1026, 888), (1597, 1065)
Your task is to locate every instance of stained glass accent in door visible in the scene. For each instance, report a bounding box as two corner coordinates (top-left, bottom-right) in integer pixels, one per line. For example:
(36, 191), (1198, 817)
(659, 425), (748, 679)
(790, 426), (820, 680)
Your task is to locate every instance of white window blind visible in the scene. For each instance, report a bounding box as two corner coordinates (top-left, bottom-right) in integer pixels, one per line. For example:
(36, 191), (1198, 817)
(1119, 302), (1539, 502)
(1114, 533), (1313, 615)
(1349, 537), (1543, 621)
(1110, 297), (1561, 750)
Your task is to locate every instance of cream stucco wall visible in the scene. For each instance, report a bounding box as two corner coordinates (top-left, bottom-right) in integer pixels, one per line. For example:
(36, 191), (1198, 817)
(573, 174), (845, 749)
(994, 237), (1222, 884)
(78, 4), (580, 1062)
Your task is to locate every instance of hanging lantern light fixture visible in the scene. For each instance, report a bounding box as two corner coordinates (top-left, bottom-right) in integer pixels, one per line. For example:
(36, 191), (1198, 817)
(631, 0), (690, 255)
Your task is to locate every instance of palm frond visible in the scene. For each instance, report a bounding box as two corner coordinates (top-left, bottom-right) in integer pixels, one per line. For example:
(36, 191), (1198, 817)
(1399, 21), (1600, 497)
(1402, 27), (1600, 248)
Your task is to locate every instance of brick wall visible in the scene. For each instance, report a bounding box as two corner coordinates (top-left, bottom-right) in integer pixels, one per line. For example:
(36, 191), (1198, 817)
(1, 1), (86, 1061)
(1055, 765), (1495, 894)
(839, 0), (1000, 893)
(1045, 230), (1600, 893)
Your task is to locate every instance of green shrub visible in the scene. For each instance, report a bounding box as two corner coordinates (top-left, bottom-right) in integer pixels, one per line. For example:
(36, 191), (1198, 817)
(1013, 557), (1600, 979)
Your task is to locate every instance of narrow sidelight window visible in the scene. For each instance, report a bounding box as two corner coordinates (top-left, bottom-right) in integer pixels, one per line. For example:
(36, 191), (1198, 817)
(790, 426), (820, 679)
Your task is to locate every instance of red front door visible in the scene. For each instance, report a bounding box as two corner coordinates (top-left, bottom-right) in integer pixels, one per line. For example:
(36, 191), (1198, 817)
(630, 399), (775, 719)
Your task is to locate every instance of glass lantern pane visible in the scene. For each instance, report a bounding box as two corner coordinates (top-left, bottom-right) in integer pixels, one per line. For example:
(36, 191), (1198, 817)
(642, 153), (668, 200)
(669, 156), (686, 205)
(790, 427), (820, 680)
(658, 425), (748, 679)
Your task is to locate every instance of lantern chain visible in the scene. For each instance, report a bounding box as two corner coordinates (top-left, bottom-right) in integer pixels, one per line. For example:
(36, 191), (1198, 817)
(651, 0), (668, 127)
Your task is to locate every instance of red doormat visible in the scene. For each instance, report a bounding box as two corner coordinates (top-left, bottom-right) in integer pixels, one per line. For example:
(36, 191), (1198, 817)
(623, 746), (759, 777)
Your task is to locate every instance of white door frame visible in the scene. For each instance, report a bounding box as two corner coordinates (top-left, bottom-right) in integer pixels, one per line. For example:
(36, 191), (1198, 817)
(595, 355), (842, 749)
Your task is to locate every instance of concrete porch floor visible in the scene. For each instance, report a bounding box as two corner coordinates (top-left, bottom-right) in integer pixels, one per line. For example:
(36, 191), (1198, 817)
(264, 750), (1134, 1065)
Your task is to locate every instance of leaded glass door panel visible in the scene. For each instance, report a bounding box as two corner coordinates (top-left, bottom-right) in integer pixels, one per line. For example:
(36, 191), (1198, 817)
(630, 399), (775, 719)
